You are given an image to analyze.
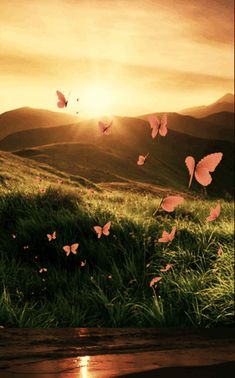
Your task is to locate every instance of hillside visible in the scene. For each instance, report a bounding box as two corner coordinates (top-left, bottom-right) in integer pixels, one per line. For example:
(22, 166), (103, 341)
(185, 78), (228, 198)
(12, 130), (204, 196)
(0, 107), (79, 140)
(13, 124), (233, 197)
(179, 93), (234, 118)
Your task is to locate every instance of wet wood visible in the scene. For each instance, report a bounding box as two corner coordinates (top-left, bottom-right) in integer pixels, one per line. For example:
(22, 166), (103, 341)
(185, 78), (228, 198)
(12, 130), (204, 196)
(0, 328), (234, 377)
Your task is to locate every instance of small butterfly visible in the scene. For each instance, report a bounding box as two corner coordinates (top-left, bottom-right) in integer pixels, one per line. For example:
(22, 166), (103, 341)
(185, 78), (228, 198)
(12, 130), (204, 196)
(149, 276), (162, 287)
(56, 90), (70, 108)
(148, 114), (168, 139)
(161, 196), (184, 212)
(57, 179), (63, 184)
(185, 153), (223, 188)
(63, 243), (79, 256)
(47, 232), (56, 241)
(137, 153), (149, 166)
(80, 260), (86, 267)
(23, 245), (29, 250)
(158, 226), (176, 243)
(107, 275), (112, 279)
(98, 121), (112, 135)
(160, 263), (173, 272)
(39, 268), (47, 273)
(35, 176), (42, 182)
(217, 247), (223, 256)
(94, 221), (111, 239)
(39, 188), (46, 193)
(12, 234), (16, 239)
(206, 203), (221, 222)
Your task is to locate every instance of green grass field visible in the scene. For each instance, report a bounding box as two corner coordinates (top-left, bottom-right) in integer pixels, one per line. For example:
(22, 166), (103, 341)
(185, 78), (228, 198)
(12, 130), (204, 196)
(0, 152), (234, 327)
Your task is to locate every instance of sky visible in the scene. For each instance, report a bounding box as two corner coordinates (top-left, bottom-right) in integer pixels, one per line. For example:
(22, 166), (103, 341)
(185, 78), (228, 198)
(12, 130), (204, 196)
(0, 0), (234, 117)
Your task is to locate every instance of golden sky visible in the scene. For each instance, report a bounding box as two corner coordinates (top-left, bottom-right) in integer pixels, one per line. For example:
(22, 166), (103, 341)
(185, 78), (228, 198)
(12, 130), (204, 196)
(0, 0), (234, 117)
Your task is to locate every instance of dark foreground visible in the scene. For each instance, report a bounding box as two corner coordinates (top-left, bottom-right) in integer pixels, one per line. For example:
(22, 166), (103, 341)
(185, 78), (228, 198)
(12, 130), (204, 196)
(0, 328), (234, 377)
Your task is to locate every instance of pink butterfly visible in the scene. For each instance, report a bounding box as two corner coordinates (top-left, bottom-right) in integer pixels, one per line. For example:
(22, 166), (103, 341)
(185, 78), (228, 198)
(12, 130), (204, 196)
(35, 176), (42, 182)
(148, 114), (168, 139)
(158, 226), (176, 243)
(63, 243), (79, 256)
(39, 268), (47, 273)
(80, 260), (86, 267)
(98, 121), (112, 135)
(217, 247), (223, 256)
(137, 153), (149, 165)
(206, 203), (221, 222)
(56, 90), (69, 108)
(94, 221), (111, 238)
(185, 153), (223, 188)
(161, 196), (184, 212)
(160, 263), (173, 272)
(150, 276), (162, 287)
(47, 232), (56, 241)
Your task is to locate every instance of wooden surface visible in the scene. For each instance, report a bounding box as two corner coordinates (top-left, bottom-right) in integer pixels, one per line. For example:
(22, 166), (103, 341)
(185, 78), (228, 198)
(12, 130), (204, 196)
(0, 328), (234, 377)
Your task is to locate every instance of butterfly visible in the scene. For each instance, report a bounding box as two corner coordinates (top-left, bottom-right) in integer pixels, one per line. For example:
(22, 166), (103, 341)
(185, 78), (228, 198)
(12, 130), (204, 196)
(148, 114), (168, 139)
(137, 153), (149, 166)
(160, 263), (173, 272)
(12, 234), (16, 239)
(206, 203), (221, 222)
(94, 221), (111, 239)
(39, 268), (47, 273)
(35, 176), (42, 182)
(57, 179), (63, 184)
(185, 153), (223, 188)
(149, 276), (162, 287)
(217, 246), (223, 256)
(63, 243), (79, 256)
(47, 232), (56, 241)
(56, 90), (70, 108)
(98, 121), (112, 135)
(23, 245), (29, 250)
(158, 226), (176, 243)
(80, 260), (86, 267)
(161, 196), (184, 212)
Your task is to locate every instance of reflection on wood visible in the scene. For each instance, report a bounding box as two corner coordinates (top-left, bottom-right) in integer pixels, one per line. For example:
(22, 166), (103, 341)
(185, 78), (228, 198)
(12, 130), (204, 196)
(0, 328), (234, 377)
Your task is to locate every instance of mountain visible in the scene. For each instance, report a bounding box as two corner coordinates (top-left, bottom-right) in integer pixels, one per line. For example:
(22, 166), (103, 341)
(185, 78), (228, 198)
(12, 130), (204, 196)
(10, 117), (233, 197)
(179, 93), (234, 118)
(0, 107), (79, 140)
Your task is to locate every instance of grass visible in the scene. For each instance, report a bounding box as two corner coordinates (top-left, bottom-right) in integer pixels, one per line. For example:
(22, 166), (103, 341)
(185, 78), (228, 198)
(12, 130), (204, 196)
(0, 153), (233, 328)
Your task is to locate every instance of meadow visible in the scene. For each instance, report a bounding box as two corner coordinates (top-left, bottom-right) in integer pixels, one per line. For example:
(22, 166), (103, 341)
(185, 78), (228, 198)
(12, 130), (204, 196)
(0, 152), (233, 328)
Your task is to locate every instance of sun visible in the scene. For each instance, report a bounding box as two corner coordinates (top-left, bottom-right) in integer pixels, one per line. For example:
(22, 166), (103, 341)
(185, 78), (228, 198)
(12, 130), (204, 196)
(79, 86), (114, 117)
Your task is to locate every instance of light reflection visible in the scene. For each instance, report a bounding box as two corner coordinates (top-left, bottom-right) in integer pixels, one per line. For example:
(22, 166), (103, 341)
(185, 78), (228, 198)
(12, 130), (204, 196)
(73, 356), (90, 378)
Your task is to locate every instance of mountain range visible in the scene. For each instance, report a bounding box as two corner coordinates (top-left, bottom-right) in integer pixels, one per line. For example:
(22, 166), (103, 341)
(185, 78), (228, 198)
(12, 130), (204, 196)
(0, 94), (234, 198)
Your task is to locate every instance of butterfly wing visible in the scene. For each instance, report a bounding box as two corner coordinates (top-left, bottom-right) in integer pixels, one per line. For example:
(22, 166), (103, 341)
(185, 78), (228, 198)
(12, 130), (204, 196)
(169, 226), (176, 241)
(56, 90), (67, 108)
(94, 226), (103, 238)
(159, 114), (168, 136)
(47, 234), (52, 241)
(137, 155), (146, 165)
(98, 121), (106, 133)
(185, 156), (195, 188)
(63, 245), (71, 256)
(102, 221), (111, 236)
(148, 115), (159, 139)
(195, 153), (223, 187)
(150, 276), (162, 287)
(206, 203), (221, 222)
(158, 230), (170, 243)
(161, 195), (184, 212)
(71, 243), (79, 254)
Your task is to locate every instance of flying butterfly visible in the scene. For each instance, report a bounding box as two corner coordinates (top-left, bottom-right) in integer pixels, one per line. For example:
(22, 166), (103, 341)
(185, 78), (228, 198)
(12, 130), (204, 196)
(185, 153), (223, 188)
(206, 203), (221, 222)
(63, 243), (79, 256)
(149, 276), (162, 287)
(161, 195), (184, 212)
(56, 90), (70, 108)
(148, 114), (168, 139)
(137, 153), (149, 166)
(158, 226), (176, 243)
(94, 221), (111, 239)
(47, 232), (56, 241)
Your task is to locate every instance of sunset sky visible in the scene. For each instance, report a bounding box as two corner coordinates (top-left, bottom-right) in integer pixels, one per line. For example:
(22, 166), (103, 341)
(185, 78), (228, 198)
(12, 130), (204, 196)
(0, 0), (234, 117)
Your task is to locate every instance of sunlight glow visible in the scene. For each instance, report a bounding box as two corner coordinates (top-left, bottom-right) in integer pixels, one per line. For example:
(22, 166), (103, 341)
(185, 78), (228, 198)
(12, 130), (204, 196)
(74, 356), (90, 378)
(79, 86), (115, 117)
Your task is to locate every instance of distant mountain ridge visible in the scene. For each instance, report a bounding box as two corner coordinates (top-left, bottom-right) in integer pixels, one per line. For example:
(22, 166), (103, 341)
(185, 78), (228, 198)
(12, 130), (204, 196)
(0, 107), (79, 140)
(179, 93), (234, 118)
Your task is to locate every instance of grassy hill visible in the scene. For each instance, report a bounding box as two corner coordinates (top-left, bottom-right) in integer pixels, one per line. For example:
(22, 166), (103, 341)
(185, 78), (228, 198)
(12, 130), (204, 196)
(0, 151), (233, 327)
(179, 93), (234, 118)
(0, 107), (79, 140)
(8, 120), (232, 197)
